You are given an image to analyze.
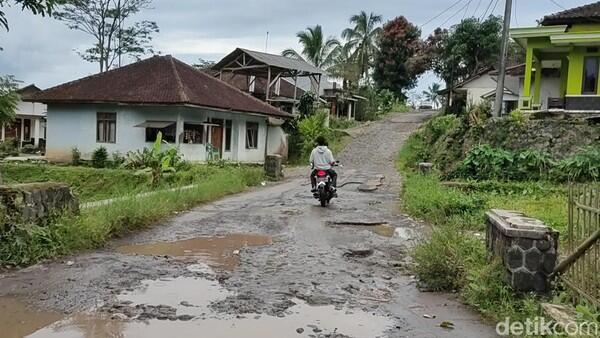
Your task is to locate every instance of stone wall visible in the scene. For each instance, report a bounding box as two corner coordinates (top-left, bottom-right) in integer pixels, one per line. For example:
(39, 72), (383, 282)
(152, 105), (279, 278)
(0, 182), (79, 229)
(486, 209), (559, 293)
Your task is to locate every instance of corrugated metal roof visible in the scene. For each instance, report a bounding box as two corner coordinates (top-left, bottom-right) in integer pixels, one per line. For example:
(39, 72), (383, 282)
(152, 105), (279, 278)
(26, 55), (291, 119)
(214, 48), (324, 75)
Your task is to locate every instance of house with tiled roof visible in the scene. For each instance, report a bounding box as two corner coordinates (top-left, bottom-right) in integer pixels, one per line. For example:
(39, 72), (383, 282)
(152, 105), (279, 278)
(26, 55), (292, 162)
(1, 85), (47, 150)
(510, 1), (600, 113)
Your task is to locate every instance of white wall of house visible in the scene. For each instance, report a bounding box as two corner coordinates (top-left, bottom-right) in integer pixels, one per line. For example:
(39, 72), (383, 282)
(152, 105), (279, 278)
(518, 75), (561, 110)
(461, 74), (498, 106)
(45, 103), (276, 163)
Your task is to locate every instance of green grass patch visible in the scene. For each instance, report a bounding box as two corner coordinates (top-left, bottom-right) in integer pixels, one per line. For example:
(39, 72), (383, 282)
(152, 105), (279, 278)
(0, 163), (264, 203)
(0, 166), (263, 266)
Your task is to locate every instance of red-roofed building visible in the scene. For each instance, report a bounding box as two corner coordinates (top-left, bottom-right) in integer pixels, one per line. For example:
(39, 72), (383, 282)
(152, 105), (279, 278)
(26, 55), (292, 162)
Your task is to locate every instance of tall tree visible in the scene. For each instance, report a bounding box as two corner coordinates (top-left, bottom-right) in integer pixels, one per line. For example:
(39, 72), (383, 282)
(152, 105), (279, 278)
(282, 25), (340, 69)
(341, 11), (382, 80)
(430, 16), (502, 87)
(55, 0), (159, 72)
(0, 0), (56, 31)
(0, 75), (19, 183)
(327, 43), (360, 90)
(373, 16), (430, 98)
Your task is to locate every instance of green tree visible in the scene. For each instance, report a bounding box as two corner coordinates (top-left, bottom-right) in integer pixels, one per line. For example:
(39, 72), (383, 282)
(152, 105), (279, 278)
(55, 0), (159, 72)
(0, 0), (56, 31)
(373, 16), (429, 98)
(430, 16), (502, 87)
(282, 25), (340, 69)
(327, 43), (360, 90)
(341, 11), (382, 80)
(422, 83), (441, 108)
(0, 75), (19, 183)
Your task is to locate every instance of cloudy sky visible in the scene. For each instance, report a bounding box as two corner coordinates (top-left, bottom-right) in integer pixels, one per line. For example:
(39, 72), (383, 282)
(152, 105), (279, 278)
(0, 0), (594, 93)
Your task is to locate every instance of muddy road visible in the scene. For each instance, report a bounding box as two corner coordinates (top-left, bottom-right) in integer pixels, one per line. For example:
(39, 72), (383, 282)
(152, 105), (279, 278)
(0, 112), (498, 337)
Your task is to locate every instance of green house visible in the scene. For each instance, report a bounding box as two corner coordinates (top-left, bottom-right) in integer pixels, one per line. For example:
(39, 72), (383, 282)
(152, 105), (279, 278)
(511, 2), (600, 112)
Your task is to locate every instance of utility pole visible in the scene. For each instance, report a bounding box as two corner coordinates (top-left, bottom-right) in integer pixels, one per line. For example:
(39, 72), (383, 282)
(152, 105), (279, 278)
(493, 0), (513, 117)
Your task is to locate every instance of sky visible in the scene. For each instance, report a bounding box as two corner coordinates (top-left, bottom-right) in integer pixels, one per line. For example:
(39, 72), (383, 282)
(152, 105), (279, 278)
(0, 0), (595, 95)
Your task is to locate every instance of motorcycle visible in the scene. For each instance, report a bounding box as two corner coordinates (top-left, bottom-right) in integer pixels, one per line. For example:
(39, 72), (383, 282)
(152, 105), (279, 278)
(312, 163), (339, 207)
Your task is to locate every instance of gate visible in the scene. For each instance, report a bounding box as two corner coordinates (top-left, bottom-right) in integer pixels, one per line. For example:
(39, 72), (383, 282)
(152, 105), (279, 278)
(554, 185), (600, 307)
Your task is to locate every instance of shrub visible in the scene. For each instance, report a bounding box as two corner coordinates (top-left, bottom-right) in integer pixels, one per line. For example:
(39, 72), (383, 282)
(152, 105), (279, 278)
(298, 92), (316, 117)
(508, 109), (528, 126)
(111, 152), (126, 168)
(298, 111), (330, 156)
(0, 138), (19, 158)
(467, 100), (492, 126)
(71, 147), (81, 166)
(457, 144), (514, 180)
(512, 149), (555, 180)
(554, 146), (600, 182)
(330, 117), (358, 130)
(91, 146), (108, 168)
(423, 115), (459, 143)
(412, 226), (486, 291)
(20, 144), (38, 154)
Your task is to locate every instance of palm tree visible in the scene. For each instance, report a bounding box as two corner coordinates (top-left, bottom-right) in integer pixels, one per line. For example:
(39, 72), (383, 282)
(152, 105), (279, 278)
(282, 25), (340, 70)
(422, 83), (442, 109)
(341, 11), (382, 80)
(327, 43), (360, 90)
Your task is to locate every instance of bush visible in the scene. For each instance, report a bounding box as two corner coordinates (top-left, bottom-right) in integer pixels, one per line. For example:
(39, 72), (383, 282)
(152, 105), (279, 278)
(330, 117), (358, 130)
(298, 111), (330, 156)
(91, 146), (108, 168)
(298, 92), (316, 117)
(457, 144), (514, 180)
(111, 152), (126, 168)
(0, 138), (19, 158)
(508, 109), (528, 125)
(467, 100), (492, 126)
(412, 226), (486, 291)
(20, 144), (38, 154)
(71, 147), (81, 166)
(554, 146), (600, 182)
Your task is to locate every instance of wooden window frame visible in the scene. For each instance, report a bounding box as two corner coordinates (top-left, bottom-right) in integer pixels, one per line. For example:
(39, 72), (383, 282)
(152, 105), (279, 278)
(97, 112), (116, 143)
(245, 121), (259, 149)
(581, 56), (599, 95)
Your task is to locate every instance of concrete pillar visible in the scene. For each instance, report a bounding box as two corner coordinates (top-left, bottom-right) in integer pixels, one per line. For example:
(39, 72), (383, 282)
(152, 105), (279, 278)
(33, 118), (41, 147)
(1, 123), (4, 142)
(176, 112), (184, 146)
(20, 118), (25, 147)
(347, 102), (352, 119)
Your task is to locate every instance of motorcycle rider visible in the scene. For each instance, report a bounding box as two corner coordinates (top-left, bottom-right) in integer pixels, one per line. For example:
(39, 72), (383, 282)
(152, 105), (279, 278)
(309, 135), (337, 195)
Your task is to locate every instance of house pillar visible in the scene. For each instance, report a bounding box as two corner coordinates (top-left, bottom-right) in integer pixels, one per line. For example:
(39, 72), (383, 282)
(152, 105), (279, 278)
(533, 58), (542, 106)
(347, 102), (352, 119)
(559, 58), (569, 97)
(1, 123), (4, 142)
(33, 118), (41, 147)
(176, 112), (184, 146)
(19, 118), (25, 147)
(523, 48), (534, 97)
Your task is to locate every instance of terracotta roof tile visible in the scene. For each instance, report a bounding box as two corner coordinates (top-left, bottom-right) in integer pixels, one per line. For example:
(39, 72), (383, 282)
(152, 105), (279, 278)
(541, 1), (600, 26)
(27, 55), (291, 118)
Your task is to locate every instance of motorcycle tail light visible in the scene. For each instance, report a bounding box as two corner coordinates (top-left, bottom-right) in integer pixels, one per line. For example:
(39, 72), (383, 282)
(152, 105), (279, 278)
(317, 170), (327, 177)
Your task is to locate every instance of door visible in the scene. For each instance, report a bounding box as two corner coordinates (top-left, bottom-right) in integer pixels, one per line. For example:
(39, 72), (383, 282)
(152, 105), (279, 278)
(210, 119), (224, 158)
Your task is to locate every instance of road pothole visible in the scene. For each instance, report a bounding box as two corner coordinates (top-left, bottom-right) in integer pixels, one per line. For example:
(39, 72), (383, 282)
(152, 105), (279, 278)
(18, 276), (394, 338)
(116, 234), (272, 270)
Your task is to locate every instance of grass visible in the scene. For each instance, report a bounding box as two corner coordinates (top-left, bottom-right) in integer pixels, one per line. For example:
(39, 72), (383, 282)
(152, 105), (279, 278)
(0, 163), (264, 203)
(396, 131), (576, 324)
(0, 165), (264, 266)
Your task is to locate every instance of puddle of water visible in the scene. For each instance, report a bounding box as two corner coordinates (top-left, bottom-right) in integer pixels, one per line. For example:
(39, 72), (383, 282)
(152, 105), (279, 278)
(25, 276), (394, 338)
(370, 224), (396, 237)
(0, 297), (64, 338)
(117, 234), (272, 270)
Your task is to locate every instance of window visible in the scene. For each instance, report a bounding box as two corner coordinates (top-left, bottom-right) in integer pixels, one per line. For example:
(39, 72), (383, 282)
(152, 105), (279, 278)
(97, 112), (116, 143)
(225, 120), (232, 151)
(183, 123), (204, 144)
(245, 121), (259, 149)
(146, 123), (176, 143)
(582, 57), (599, 94)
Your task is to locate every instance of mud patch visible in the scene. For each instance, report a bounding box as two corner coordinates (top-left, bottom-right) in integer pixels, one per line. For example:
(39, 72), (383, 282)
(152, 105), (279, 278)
(117, 234), (272, 270)
(0, 297), (64, 338)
